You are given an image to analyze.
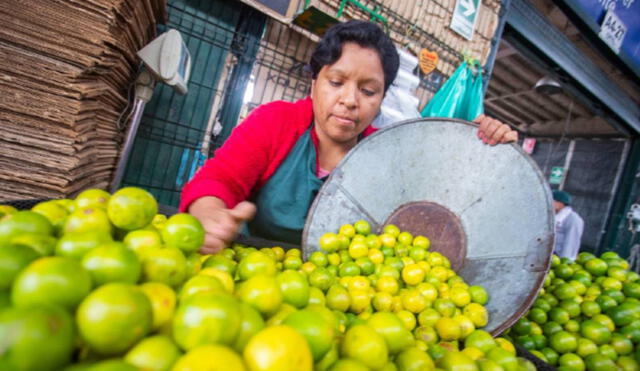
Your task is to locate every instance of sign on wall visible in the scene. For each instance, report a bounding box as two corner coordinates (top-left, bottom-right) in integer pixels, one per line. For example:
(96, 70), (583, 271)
(522, 138), (537, 155)
(549, 166), (565, 185)
(598, 9), (626, 54)
(450, 0), (481, 40)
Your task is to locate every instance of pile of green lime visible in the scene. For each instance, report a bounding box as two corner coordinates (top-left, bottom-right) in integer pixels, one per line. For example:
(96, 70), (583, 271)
(0, 187), (537, 370)
(505, 252), (640, 370)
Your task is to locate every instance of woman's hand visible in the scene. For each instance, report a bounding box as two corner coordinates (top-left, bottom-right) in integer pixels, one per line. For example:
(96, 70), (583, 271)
(188, 196), (256, 254)
(474, 114), (518, 145)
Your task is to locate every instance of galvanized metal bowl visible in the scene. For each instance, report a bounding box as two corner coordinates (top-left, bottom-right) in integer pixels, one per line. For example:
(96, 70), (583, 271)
(302, 118), (555, 335)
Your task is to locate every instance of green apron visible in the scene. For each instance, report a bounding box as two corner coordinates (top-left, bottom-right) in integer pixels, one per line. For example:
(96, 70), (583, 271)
(247, 127), (325, 244)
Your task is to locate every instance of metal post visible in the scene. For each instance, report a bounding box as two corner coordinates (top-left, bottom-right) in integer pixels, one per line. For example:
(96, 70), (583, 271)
(110, 70), (156, 192)
(110, 99), (147, 192)
(482, 0), (511, 95)
(559, 139), (575, 190)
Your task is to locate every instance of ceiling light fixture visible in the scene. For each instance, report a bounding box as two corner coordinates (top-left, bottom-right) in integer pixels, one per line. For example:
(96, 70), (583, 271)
(534, 76), (563, 95)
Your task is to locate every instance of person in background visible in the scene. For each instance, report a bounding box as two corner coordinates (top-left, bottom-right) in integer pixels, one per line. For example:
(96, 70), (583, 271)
(180, 20), (518, 254)
(552, 190), (584, 260)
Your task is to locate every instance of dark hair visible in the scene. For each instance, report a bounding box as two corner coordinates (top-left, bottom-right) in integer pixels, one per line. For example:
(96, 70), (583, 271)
(309, 20), (399, 93)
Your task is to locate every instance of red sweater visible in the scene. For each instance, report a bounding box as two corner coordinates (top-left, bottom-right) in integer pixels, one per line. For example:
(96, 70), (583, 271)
(179, 97), (377, 211)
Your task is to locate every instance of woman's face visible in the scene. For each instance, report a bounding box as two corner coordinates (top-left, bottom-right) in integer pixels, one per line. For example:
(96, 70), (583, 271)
(311, 42), (385, 147)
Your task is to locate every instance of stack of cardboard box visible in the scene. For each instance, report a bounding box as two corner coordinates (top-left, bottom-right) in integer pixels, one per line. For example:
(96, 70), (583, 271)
(0, 0), (165, 201)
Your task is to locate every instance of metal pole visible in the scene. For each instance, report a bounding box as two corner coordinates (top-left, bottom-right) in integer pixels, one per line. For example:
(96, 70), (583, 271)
(110, 98), (147, 192)
(110, 69), (156, 192)
(559, 139), (575, 190)
(482, 0), (512, 95)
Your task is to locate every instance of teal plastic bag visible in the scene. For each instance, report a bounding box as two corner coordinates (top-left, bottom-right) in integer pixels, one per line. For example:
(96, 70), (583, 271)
(421, 61), (484, 121)
(421, 62), (469, 119)
(460, 62), (484, 120)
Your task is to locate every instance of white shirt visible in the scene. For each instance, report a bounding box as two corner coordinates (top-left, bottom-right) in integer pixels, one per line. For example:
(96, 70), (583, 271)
(554, 206), (584, 260)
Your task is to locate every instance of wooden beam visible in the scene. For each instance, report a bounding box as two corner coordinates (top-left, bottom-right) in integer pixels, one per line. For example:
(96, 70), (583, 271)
(485, 89), (535, 102)
(524, 115), (620, 137)
(491, 93), (553, 124)
(484, 100), (529, 126)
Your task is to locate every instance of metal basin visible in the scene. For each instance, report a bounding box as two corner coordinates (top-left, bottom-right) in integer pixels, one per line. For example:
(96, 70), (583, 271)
(302, 118), (555, 335)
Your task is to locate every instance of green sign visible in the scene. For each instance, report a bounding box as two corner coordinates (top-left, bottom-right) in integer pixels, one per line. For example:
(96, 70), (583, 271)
(450, 0), (481, 40)
(549, 166), (565, 185)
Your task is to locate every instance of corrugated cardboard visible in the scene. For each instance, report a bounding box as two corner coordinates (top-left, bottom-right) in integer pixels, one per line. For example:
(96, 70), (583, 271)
(0, 0), (165, 201)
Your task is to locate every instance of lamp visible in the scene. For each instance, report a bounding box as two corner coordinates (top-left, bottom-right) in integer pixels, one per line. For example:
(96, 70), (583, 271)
(534, 75), (562, 95)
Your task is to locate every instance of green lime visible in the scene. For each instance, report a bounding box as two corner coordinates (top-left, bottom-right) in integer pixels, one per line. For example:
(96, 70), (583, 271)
(237, 251), (277, 281)
(580, 320), (611, 345)
(529, 308), (548, 324)
(76, 283), (152, 355)
(202, 254), (237, 275)
(75, 189), (111, 210)
(277, 269), (310, 309)
(140, 246), (187, 287)
(160, 213), (205, 253)
(12, 256), (92, 310)
(63, 207), (112, 236)
(558, 353), (585, 371)
(173, 292), (241, 350)
(124, 335), (182, 371)
(0, 244), (40, 290)
(0, 211), (53, 245)
(576, 338), (599, 358)
(56, 231), (113, 260)
(81, 242), (141, 285)
(512, 318), (532, 336)
(0, 304), (74, 370)
(10, 233), (57, 256)
(549, 331), (578, 354)
(233, 302), (265, 352)
(107, 187), (157, 231)
(32, 200), (69, 235)
(283, 309), (336, 362)
(353, 220), (371, 235)
(178, 275), (226, 303)
(541, 347), (559, 366)
(123, 229), (162, 260)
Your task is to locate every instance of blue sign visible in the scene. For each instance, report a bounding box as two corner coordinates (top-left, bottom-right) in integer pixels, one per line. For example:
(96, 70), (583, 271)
(561, 0), (640, 79)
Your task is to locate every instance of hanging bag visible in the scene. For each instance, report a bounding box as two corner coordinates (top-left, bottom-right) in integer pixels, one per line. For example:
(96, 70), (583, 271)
(421, 61), (485, 121)
(460, 61), (484, 121)
(421, 61), (469, 119)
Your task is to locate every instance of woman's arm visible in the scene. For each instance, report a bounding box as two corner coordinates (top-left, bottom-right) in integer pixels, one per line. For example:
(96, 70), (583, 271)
(180, 98), (313, 253)
(180, 107), (274, 212)
(180, 106), (275, 254)
(188, 196), (256, 254)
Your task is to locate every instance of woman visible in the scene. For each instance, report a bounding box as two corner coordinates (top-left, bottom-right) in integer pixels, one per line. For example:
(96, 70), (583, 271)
(180, 20), (517, 254)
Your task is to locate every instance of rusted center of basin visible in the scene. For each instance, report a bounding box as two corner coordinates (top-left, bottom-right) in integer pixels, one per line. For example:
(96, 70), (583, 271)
(382, 201), (467, 270)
